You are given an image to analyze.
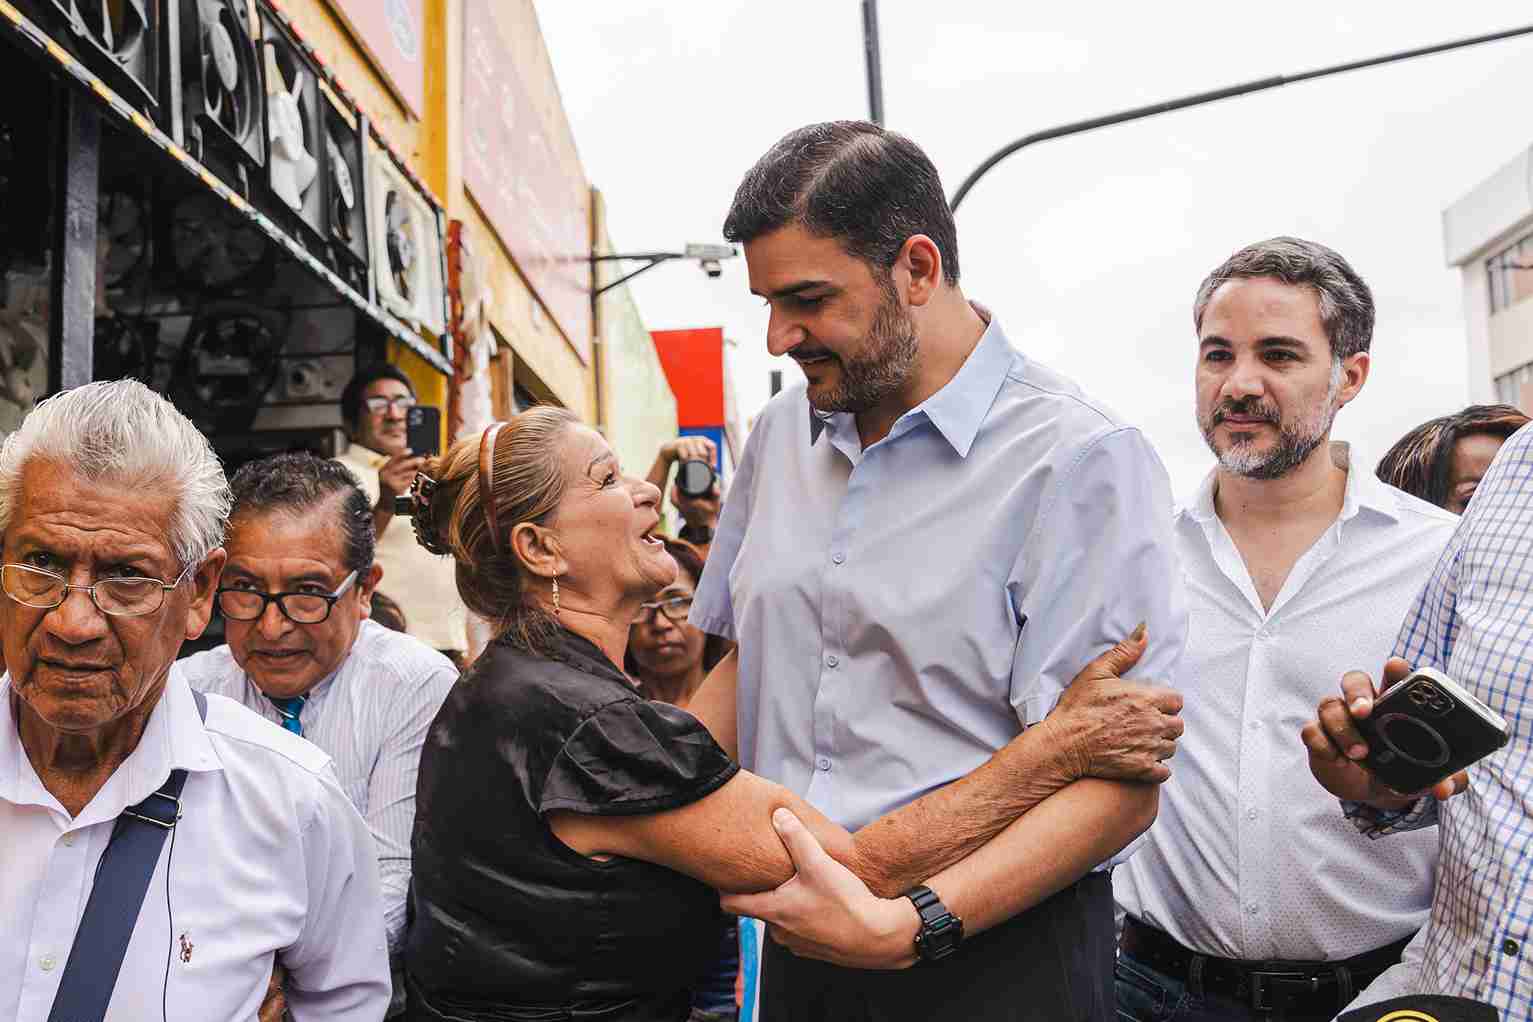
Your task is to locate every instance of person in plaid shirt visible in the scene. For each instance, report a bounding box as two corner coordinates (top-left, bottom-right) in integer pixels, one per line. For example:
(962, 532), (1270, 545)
(1304, 421), (1533, 1015)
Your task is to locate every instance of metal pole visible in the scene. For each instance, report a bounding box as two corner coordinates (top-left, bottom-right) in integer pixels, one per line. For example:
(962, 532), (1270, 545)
(862, 0), (885, 125)
(950, 22), (1533, 212)
(49, 82), (99, 391)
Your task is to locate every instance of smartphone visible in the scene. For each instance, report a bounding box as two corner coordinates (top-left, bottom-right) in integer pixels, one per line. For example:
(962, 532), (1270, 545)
(1356, 667), (1510, 794)
(405, 405), (441, 459)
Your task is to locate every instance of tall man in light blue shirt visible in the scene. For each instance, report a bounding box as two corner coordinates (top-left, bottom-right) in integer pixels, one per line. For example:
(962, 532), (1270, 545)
(692, 121), (1188, 1021)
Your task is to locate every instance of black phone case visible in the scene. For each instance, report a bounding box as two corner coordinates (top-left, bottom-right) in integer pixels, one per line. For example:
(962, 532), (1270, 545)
(406, 406), (441, 458)
(1356, 675), (1509, 794)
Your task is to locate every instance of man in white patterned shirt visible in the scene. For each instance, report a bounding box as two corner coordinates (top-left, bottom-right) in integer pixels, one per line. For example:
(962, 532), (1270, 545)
(1306, 421), (1533, 1018)
(1113, 238), (1457, 1021)
(177, 452), (458, 1015)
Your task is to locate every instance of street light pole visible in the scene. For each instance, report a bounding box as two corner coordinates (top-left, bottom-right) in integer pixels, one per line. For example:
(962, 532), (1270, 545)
(950, 22), (1533, 212)
(862, 0), (885, 125)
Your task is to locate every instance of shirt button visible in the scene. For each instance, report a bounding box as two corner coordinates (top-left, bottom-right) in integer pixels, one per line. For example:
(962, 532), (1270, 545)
(1246, 904), (1260, 916)
(1246, 809), (1259, 820)
(832, 553), (845, 565)
(39, 953), (56, 971)
(60, 833), (75, 847)
(826, 655), (839, 668)
(1504, 939), (1521, 956)
(816, 756), (832, 772)
(1249, 720), (1263, 731)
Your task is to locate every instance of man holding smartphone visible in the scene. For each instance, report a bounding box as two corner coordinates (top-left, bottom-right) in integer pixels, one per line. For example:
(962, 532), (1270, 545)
(1112, 238), (1459, 1021)
(1304, 422), (1533, 1018)
(336, 364), (467, 661)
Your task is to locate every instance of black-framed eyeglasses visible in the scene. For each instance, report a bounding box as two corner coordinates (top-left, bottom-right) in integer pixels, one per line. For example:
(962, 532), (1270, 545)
(216, 570), (359, 625)
(637, 594), (693, 624)
(363, 395), (416, 415)
(1, 561), (199, 618)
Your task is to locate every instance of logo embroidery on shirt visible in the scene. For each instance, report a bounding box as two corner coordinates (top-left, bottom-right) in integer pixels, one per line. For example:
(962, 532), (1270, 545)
(179, 934), (194, 964)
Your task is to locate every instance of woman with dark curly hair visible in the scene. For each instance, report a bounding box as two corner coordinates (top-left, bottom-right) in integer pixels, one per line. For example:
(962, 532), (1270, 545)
(1377, 404), (1530, 512)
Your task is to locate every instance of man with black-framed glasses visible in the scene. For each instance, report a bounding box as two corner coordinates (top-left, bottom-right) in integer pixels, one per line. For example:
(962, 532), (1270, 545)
(177, 452), (457, 1019)
(336, 363), (468, 661)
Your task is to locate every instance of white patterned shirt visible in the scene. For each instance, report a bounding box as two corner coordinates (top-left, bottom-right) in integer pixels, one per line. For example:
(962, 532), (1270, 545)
(1346, 422), (1533, 1015)
(1114, 445), (1454, 960)
(177, 619), (458, 953)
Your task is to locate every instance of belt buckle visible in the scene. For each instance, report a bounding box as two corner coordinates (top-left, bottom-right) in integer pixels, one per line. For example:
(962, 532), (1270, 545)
(1248, 970), (1314, 1012)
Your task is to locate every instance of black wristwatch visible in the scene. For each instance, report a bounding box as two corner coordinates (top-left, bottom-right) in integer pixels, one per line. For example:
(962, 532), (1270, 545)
(904, 885), (963, 962)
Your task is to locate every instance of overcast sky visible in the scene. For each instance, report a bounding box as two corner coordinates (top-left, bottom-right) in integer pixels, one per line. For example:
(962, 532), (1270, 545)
(535, 3), (1533, 496)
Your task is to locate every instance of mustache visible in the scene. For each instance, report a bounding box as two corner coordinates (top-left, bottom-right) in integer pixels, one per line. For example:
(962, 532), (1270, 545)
(1211, 398), (1280, 426)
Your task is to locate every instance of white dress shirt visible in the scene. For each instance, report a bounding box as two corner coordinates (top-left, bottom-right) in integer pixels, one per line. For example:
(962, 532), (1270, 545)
(335, 443), (468, 653)
(178, 619), (458, 954)
(0, 671), (390, 1022)
(692, 310), (1187, 842)
(1114, 444), (1454, 961)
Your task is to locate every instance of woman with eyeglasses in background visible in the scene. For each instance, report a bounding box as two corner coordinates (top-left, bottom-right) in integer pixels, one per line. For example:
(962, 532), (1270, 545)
(625, 535), (738, 1021)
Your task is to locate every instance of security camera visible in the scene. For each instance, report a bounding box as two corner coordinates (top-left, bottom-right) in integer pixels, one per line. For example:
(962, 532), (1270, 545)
(700, 258), (723, 279)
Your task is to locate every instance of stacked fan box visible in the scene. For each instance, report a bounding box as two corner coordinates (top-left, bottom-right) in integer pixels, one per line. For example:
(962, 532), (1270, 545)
(17, 0), (449, 337)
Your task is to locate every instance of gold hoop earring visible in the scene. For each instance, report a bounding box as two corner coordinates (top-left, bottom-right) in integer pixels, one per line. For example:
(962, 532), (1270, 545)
(552, 577), (560, 617)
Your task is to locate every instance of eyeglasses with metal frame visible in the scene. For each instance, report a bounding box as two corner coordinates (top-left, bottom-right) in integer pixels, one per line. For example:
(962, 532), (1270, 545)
(1, 561), (200, 618)
(637, 594), (694, 624)
(362, 395), (417, 415)
(216, 570), (360, 625)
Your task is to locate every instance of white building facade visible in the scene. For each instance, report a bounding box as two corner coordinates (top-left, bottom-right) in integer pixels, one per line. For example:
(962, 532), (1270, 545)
(1444, 147), (1533, 410)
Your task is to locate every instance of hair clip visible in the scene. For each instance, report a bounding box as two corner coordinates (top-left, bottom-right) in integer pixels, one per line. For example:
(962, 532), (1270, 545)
(397, 473), (449, 554)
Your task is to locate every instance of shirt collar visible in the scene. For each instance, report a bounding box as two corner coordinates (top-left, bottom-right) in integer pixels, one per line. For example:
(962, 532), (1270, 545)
(0, 668), (222, 823)
(1185, 442), (1404, 525)
(808, 304), (1015, 459)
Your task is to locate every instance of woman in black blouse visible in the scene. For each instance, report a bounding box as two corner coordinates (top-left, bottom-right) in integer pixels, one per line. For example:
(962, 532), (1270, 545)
(399, 409), (1165, 1022)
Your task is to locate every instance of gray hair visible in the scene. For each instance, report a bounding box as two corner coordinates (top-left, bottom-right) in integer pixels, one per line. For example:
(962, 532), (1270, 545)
(0, 380), (231, 568)
(1193, 237), (1375, 360)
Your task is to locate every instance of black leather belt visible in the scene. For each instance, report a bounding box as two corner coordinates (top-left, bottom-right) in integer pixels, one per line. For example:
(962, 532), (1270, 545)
(1121, 917), (1414, 1014)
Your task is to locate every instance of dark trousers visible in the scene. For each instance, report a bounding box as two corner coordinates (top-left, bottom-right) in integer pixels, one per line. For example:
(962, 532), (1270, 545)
(759, 872), (1116, 1022)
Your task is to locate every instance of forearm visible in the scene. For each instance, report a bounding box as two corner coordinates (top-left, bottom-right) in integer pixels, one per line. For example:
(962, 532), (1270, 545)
(645, 451), (674, 494)
(685, 648), (738, 759)
(928, 778), (1157, 938)
(849, 718), (1078, 898)
(372, 506), (394, 538)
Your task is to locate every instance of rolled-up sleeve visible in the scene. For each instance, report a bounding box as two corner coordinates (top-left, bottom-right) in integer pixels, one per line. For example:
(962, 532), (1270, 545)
(1006, 427), (1187, 866)
(1007, 426), (1187, 724)
(284, 764), (392, 1021)
(689, 418), (765, 641)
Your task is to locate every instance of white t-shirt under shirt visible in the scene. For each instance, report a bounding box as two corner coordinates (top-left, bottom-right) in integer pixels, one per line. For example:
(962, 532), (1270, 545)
(335, 442), (467, 653)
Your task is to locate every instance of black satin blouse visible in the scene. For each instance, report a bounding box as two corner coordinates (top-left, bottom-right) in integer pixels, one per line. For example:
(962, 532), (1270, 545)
(405, 627), (739, 1022)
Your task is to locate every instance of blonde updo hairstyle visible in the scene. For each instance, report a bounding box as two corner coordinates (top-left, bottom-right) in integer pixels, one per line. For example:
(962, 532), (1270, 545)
(414, 406), (581, 654)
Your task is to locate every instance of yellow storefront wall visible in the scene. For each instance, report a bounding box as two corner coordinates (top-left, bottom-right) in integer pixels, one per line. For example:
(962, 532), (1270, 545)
(289, 0), (668, 429)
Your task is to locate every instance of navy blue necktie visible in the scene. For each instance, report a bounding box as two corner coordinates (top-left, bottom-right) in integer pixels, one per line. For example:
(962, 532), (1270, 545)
(269, 695), (306, 736)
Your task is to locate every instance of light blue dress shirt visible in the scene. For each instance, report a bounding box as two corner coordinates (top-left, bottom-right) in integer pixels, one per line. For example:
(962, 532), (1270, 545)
(691, 312), (1188, 835)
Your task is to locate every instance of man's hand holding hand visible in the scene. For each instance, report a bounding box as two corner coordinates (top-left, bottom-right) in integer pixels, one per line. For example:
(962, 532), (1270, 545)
(721, 809), (921, 971)
(1301, 657), (1469, 807)
(1040, 624), (1183, 785)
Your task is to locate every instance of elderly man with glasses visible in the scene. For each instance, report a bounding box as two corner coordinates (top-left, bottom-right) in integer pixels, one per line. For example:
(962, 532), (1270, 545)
(177, 451), (458, 1018)
(335, 364), (468, 662)
(0, 380), (389, 1022)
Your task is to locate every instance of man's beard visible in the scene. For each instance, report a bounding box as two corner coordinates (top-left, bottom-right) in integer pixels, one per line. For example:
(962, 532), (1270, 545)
(1199, 362), (1343, 480)
(805, 279), (919, 414)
